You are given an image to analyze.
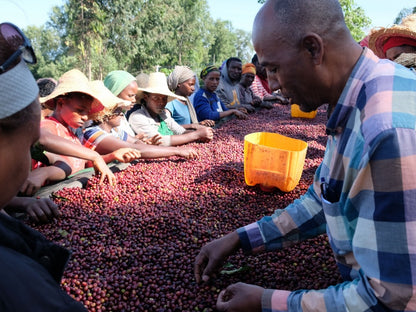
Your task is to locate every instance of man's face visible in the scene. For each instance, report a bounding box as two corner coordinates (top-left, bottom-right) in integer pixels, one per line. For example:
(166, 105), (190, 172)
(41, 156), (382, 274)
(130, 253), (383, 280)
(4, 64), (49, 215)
(227, 60), (242, 82)
(240, 73), (255, 87)
(252, 3), (323, 112)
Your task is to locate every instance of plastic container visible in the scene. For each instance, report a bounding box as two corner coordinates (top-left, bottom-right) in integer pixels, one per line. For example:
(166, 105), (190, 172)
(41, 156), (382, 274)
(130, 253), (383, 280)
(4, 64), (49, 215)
(291, 104), (317, 119)
(244, 132), (308, 192)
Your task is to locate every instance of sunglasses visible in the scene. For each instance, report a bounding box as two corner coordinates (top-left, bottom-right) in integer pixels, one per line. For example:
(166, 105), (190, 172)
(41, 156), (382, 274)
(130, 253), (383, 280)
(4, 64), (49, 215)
(0, 22), (37, 73)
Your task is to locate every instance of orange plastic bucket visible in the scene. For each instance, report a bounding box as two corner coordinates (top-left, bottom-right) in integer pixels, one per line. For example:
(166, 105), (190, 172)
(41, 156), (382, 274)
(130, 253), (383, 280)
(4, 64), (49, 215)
(291, 104), (317, 119)
(244, 132), (308, 192)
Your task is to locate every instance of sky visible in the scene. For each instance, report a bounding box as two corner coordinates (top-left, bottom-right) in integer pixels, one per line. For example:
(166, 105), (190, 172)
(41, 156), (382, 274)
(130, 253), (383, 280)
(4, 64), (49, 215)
(0, 0), (415, 33)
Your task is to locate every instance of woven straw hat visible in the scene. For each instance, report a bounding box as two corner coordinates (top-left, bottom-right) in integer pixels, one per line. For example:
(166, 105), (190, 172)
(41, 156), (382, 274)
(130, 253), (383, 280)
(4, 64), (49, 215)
(40, 69), (104, 115)
(90, 80), (130, 110)
(136, 72), (185, 102)
(369, 14), (416, 58)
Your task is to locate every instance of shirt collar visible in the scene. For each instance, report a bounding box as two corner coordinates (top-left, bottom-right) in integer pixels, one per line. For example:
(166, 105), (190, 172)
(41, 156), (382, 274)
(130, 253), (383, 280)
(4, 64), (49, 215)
(325, 47), (375, 135)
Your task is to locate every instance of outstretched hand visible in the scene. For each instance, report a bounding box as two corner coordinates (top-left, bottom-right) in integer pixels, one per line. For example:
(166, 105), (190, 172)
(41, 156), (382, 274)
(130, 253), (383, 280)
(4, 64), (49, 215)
(194, 231), (240, 283)
(92, 155), (117, 185)
(216, 282), (264, 312)
(112, 148), (142, 163)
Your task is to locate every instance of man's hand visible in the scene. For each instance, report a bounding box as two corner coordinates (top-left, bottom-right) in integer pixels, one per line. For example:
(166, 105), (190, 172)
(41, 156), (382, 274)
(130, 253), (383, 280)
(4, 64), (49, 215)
(194, 231), (241, 283)
(216, 282), (264, 312)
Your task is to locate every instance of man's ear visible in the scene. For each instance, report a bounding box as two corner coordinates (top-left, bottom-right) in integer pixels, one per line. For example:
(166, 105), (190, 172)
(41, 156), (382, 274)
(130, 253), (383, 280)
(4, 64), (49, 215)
(302, 33), (324, 65)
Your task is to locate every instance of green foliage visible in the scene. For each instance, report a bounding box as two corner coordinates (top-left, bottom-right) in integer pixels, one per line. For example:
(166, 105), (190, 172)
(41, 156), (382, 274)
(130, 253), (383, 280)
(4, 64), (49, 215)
(394, 7), (416, 24)
(339, 0), (371, 41)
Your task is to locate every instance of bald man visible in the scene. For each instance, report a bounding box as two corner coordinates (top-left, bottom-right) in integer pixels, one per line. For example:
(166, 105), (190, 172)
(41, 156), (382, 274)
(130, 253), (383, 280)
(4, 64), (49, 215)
(194, 0), (416, 311)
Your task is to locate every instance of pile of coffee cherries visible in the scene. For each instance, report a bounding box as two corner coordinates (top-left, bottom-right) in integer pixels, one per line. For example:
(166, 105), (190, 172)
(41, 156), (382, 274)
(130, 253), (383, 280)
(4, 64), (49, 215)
(33, 104), (342, 311)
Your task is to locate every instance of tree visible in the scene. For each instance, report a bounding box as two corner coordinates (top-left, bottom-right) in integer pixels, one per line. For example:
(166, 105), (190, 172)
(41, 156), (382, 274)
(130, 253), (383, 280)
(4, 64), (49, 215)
(32, 0), (255, 77)
(394, 7), (416, 24)
(208, 20), (238, 65)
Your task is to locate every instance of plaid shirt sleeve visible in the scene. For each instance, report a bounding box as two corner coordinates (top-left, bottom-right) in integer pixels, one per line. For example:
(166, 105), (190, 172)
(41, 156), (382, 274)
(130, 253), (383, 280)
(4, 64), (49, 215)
(237, 50), (416, 312)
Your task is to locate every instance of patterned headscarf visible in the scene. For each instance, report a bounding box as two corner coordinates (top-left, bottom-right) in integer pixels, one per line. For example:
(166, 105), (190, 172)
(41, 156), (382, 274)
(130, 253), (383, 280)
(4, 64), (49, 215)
(200, 65), (220, 79)
(167, 66), (195, 91)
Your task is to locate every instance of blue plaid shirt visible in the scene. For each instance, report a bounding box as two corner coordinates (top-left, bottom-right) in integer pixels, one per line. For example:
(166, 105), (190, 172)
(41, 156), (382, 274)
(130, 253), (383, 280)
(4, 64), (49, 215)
(238, 48), (416, 311)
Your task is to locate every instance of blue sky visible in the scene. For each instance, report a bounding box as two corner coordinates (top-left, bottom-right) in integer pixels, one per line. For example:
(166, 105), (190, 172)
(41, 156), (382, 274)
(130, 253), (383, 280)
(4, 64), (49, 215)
(0, 0), (415, 33)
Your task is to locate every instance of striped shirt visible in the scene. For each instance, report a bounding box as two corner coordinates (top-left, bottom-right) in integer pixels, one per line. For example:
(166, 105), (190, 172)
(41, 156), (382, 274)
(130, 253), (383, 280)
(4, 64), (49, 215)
(238, 48), (416, 311)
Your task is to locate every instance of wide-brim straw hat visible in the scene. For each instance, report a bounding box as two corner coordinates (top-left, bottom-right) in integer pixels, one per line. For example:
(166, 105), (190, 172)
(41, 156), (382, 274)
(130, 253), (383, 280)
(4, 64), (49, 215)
(90, 80), (130, 112)
(136, 72), (185, 102)
(369, 14), (416, 58)
(40, 69), (104, 115)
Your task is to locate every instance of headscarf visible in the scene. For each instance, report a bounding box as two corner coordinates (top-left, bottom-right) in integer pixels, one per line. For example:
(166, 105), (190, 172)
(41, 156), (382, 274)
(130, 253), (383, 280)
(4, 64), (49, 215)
(242, 63), (256, 75)
(167, 66), (199, 124)
(200, 65), (220, 79)
(167, 66), (195, 91)
(104, 70), (135, 96)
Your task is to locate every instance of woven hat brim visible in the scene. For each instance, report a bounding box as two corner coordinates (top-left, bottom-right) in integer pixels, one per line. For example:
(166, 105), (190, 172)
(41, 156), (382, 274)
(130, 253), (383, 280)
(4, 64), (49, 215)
(136, 87), (186, 103)
(40, 70), (104, 115)
(369, 27), (416, 58)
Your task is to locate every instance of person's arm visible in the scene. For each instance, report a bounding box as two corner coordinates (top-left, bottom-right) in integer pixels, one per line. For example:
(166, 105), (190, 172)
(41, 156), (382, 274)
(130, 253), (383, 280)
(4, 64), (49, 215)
(20, 164), (68, 196)
(93, 134), (197, 159)
(168, 127), (214, 146)
(99, 148), (141, 164)
(195, 181), (326, 283)
(39, 128), (116, 185)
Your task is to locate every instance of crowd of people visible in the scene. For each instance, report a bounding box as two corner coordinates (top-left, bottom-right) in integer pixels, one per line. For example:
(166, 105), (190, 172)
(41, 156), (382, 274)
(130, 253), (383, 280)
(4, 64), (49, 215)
(1, 0), (416, 310)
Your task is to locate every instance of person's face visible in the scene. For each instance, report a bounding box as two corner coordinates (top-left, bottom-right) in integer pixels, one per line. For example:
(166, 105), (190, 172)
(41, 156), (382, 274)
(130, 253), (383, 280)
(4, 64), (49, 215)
(254, 60), (267, 78)
(252, 4), (324, 112)
(177, 77), (196, 97)
(56, 94), (92, 128)
(203, 71), (220, 93)
(240, 73), (255, 87)
(118, 81), (138, 109)
(228, 60), (242, 82)
(144, 93), (168, 116)
(386, 45), (416, 61)
(0, 100), (40, 208)
(106, 106), (124, 128)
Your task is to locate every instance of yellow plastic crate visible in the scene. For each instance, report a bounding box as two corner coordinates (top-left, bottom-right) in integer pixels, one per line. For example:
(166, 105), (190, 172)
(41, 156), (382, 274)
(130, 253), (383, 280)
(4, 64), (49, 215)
(291, 104), (317, 119)
(244, 132), (308, 192)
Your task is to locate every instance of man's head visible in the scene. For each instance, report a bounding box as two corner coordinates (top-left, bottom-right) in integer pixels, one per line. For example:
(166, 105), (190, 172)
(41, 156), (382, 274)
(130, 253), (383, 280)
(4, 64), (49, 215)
(240, 63), (257, 88)
(252, 0), (356, 112)
(226, 57), (242, 83)
(0, 23), (40, 208)
(251, 54), (267, 79)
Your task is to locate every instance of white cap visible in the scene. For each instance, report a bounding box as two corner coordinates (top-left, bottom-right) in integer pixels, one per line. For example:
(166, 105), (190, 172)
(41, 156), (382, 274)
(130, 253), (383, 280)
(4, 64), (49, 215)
(0, 60), (39, 119)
